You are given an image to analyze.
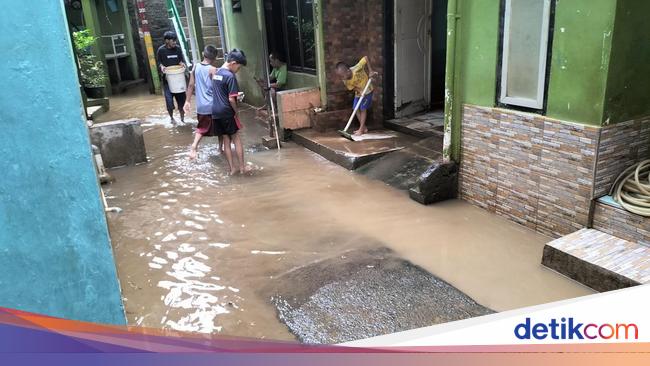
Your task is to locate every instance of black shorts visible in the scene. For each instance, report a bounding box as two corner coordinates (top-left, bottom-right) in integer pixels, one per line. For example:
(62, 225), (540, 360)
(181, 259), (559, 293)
(212, 116), (241, 136)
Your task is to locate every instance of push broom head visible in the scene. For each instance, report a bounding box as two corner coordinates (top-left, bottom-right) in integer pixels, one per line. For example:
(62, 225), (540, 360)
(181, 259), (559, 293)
(338, 129), (355, 141)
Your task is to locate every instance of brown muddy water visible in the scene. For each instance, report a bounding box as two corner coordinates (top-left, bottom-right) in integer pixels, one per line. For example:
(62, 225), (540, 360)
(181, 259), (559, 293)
(99, 89), (594, 342)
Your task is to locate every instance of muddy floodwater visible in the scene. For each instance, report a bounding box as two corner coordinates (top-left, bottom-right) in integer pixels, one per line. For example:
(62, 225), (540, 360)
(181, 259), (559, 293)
(100, 88), (594, 342)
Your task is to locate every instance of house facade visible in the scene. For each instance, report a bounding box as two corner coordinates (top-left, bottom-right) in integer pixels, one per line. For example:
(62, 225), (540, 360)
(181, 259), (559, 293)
(216, 0), (649, 242)
(451, 0), (650, 239)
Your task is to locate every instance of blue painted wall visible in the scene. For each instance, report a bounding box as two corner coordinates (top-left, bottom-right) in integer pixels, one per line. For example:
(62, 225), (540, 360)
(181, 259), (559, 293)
(0, 1), (125, 325)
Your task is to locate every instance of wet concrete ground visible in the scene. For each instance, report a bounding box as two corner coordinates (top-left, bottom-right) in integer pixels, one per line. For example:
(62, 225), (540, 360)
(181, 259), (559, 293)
(99, 88), (594, 343)
(268, 247), (493, 344)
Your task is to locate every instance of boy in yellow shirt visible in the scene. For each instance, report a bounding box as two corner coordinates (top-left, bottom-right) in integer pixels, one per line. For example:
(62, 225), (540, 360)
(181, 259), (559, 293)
(336, 56), (378, 136)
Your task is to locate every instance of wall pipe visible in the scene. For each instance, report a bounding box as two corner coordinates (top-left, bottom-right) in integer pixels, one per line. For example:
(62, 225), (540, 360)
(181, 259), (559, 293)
(443, 0), (460, 162)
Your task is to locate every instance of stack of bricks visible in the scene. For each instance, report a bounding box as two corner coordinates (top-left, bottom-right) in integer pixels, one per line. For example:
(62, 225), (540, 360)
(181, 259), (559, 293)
(459, 105), (600, 238)
(321, 0), (384, 129)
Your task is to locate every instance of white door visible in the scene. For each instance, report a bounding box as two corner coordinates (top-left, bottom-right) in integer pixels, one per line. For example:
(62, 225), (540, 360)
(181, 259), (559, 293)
(394, 0), (432, 118)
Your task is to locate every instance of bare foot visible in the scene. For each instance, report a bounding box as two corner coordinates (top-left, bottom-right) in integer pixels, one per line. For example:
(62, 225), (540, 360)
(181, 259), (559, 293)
(229, 168), (238, 176)
(240, 165), (254, 175)
(188, 149), (197, 160)
(354, 128), (368, 136)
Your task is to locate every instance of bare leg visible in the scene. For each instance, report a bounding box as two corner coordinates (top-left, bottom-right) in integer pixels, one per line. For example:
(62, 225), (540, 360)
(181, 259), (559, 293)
(354, 109), (368, 135)
(221, 134), (236, 175)
(232, 132), (249, 174)
(189, 133), (203, 160)
(218, 135), (224, 153)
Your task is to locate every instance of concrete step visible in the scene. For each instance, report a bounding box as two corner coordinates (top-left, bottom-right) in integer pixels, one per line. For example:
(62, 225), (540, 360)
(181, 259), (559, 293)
(542, 228), (650, 292)
(203, 35), (222, 48)
(111, 79), (146, 95)
(356, 149), (440, 190)
(355, 136), (455, 204)
(200, 6), (218, 26)
(86, 105), (106, 120)
(385, 111), (445, 139)
(183, 26), (219, 39)
(86, 97), (109, 108)
(179, 16), (188, 27)
(202, 25), (220, 37)
(293, 129), (415, 170)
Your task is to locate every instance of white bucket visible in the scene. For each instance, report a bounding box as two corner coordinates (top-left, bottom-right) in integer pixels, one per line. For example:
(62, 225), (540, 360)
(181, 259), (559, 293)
(165, 65), (186, 93)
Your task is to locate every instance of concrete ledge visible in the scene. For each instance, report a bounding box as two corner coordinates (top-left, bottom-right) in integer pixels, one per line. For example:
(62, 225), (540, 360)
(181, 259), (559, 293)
(293, 129), (413, 170)
(385, 119), (440, 139)
(277, 87), (321, 131)
(90, 119), (147, 168)
(541, 229), (649, 292)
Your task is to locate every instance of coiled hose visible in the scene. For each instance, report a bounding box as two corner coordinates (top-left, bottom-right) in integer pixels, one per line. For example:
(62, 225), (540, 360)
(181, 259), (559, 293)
(609, 159), (650, 217)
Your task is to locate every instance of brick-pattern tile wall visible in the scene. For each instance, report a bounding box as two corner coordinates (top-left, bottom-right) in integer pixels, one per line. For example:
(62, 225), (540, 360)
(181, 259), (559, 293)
(460, 105), (600, 238)
(594, 117), (650, 198)
(593, 202), (650, 247)
(321, 0), (384, 128)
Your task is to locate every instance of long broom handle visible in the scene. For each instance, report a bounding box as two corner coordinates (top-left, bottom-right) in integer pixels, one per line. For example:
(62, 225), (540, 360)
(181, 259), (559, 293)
(342, 78), (373, 133)
(269, 90), (281, 150)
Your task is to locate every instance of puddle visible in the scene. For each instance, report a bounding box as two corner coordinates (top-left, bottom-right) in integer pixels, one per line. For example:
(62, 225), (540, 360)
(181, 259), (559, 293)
(102, 89), (594, 342)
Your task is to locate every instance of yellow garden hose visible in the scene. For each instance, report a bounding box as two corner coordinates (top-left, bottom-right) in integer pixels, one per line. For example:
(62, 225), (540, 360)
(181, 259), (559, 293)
(609, 159), (650, 217)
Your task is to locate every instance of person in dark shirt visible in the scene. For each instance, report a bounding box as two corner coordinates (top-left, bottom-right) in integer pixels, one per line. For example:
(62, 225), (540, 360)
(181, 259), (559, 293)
(156, 31), (186, 123)
(210, 49), (250, 175)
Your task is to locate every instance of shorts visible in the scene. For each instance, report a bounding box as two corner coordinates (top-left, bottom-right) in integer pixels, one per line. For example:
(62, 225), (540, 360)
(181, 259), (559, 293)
(196, 114), (215, 136)
(212, 116), (242, 136)
(353, 92), (373, 111)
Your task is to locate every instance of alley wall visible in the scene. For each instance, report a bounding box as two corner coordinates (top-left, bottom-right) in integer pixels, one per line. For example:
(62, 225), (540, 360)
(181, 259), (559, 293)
(0, 0), (126, 325)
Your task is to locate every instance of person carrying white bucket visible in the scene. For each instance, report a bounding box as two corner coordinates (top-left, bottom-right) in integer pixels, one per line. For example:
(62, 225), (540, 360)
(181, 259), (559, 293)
(157, 31), (187, 123)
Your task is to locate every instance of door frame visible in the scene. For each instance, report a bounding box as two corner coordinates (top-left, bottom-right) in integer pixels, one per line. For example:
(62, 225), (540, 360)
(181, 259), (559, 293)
(393, 0), (433, 118)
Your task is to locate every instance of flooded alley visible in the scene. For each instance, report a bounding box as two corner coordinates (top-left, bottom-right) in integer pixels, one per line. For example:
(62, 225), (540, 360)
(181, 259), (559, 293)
(99, 89), (594, 343)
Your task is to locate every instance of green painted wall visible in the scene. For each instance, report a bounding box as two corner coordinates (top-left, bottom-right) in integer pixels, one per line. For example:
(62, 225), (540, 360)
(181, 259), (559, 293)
(96, 0), (126, 36)
(456, 0), (500, 107)
(1, 0), (125, 325)
(286, 71), (319, 90)
(221, 0), (321, 106)
(222, 0), (268, 106)
(546, 0), (616, 125)
(603, 0), (650, 124)
(449, 0), (500, 160)
(452, 0), (618, 128)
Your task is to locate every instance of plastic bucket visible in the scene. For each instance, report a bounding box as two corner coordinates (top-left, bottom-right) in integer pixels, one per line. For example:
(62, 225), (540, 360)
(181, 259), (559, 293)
(165, 65), (186, 93)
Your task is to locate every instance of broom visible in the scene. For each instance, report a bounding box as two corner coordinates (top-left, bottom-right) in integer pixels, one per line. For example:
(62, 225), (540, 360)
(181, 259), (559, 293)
(338, 78), (373, 141)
